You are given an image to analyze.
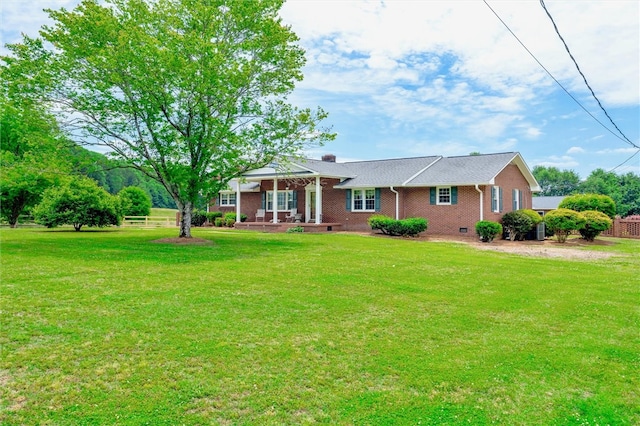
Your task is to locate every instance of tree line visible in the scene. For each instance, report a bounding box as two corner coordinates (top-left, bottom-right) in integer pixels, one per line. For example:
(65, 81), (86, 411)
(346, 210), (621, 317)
(532, 165), (640, 218)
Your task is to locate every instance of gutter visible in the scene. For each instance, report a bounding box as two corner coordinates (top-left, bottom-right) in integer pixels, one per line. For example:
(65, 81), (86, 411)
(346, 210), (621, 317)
(390, 186), (399, 220)
(475, 184), (483, 221)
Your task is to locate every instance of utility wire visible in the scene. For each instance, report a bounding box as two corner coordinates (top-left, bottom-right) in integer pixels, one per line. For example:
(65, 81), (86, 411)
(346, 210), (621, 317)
(482, 0), (637, 148)
(540, 0), (638, 149)
(609, 149), (640, 173)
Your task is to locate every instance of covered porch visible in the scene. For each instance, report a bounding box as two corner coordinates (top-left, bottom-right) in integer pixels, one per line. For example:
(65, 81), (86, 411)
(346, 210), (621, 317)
(233, 221), (342, 233)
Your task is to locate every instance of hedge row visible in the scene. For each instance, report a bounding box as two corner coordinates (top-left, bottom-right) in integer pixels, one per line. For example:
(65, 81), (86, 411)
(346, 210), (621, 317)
(368, 215), (428, 237)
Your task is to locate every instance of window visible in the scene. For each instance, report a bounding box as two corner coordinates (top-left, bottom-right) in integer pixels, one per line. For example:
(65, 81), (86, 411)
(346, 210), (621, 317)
(266, 190), (295, 211)
(491, 186), (502, 213)
(219, 193), (236, 206)
(352, 188), (376, 211)
(512, 189), (521, 211)
(437, 187), (451, 205)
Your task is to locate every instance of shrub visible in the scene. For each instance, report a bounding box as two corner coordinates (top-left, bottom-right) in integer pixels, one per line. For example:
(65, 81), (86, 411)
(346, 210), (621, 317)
(368, 215), (427, 237)
(214, 217), (225, 227)
(33, 177), (120, 231)
(520, 209), (543, 225)
(223, 212), (247, 226)
(559, 194), (616, 219)
(579, 210), (612, 242)
(206, 211), (223, 224)
(501, 210), (534, 241)
(544, 208), (586, 243)
(118, 186), (151, 217)
(191, 209), (207, 227)
(475, 220), (502, 242)
(286, 226), (304, 233)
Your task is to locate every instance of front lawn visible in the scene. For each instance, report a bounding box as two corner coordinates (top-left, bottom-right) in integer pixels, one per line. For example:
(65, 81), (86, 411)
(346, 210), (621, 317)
(1, 229), (638, 424)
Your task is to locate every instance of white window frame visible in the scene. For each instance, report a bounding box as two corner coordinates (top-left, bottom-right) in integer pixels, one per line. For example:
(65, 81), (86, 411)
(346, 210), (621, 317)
(437, 186), (452, 205)
(219, 192), (236, 207)
(266, 190), (294, 212)
(352, 188), (376, 212)
(492, 186), (500, 213)
(513, 189), (521, 210)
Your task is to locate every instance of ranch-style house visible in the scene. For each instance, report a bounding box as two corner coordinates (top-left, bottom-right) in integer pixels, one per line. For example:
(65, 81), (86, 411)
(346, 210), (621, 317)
(210, 152), (541, 235)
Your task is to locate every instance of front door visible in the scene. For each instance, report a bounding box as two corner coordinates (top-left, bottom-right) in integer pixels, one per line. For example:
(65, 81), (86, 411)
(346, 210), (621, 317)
(307, 191), (316, 223)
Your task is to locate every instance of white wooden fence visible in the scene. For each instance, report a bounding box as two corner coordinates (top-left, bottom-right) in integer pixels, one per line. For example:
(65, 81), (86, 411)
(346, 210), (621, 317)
(121, 216), (176, 228)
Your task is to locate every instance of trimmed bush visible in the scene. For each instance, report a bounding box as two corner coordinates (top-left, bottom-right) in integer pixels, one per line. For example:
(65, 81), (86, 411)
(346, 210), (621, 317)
(223, 212), (247, 227)
(368, 215), (427, 237)
(214, 217), (225, 227)
(191, 209), (207, 227)
(544, 208), (586, 243)
(501, 210), (534, 241)
(33, 177), (121, 231)
(286, 226), (304, 233)
(520, 209), (543, 225)
(559, 194), (616, 219)
(475, 220), (502, 242)
(206, 211), (223, 224)
(579, 210), (612, 242)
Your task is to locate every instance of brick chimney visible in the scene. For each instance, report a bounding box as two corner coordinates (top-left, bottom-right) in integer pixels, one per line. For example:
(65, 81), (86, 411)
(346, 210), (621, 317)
(321, 154), (336, 163)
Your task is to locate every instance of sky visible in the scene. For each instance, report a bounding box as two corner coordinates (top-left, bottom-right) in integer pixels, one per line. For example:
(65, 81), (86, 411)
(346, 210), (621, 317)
(2, 0), (639, 179)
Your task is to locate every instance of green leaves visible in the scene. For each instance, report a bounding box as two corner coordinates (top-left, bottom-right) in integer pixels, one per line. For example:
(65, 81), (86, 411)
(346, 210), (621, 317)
(6, 0), (335, 237)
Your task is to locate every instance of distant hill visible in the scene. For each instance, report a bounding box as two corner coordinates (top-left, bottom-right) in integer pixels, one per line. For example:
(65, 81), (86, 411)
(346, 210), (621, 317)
(69, 145), (176, 209)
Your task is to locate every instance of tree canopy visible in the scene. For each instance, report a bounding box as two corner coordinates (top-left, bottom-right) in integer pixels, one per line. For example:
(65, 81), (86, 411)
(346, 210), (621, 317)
(532, 166), (580, 196)
(4, 0), (334, 237)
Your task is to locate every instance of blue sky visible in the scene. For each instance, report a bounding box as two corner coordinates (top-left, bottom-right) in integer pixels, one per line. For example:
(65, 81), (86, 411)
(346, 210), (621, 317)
(2, 0), (638, 179)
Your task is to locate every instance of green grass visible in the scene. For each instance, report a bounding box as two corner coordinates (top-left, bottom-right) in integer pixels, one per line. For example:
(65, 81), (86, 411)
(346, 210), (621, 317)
(149, 208), (178, 218)
(1, 228), (638, 425)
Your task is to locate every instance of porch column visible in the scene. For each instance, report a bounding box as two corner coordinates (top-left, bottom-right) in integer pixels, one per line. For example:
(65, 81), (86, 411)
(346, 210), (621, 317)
(315, 176), (322, 224)
(273, 178), (278, 223)
(235, 181), (241, 224)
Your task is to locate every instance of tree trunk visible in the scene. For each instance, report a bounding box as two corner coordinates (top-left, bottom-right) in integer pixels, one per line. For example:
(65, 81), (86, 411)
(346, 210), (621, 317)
(179, 202), (193, 238)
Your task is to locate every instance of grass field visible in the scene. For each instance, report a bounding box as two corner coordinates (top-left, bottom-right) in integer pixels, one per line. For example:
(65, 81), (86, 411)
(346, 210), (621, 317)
(149, 208), (179, 218)
(1, 228), (638, 425)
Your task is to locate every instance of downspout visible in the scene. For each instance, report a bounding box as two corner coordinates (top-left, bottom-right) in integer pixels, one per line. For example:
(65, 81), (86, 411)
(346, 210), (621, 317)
(475, 184), (483, 221)
(390, 186), (399, 220)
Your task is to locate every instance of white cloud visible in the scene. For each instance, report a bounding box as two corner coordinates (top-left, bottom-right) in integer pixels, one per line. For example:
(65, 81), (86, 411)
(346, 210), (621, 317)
(596, 147), (640, 154)
(567, 146), (585, 154)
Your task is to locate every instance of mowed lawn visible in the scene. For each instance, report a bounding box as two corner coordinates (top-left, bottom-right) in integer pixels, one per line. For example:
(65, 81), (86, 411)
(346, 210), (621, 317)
(1, 228), (638, 425)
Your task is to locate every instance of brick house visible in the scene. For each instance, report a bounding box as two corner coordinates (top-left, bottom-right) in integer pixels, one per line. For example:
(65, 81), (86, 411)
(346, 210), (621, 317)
(210, 152), (540, 236)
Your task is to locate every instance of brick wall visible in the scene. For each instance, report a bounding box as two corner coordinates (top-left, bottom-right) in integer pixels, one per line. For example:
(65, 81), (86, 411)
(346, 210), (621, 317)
(209, 163), (535, 235)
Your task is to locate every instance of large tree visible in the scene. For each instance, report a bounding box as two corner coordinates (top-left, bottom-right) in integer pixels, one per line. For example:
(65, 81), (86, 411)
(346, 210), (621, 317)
(532, 165), (580, 196)
(579, 169), (640, 217)
(0, 99), (69, 227)
(3, 0), (334, 238)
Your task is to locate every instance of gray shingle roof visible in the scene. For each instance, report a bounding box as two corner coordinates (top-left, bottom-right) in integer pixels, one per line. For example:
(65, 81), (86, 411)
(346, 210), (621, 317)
(241, 151), (539, 191)
(532, 196), (566, 210)
(404, 152), (519, 186)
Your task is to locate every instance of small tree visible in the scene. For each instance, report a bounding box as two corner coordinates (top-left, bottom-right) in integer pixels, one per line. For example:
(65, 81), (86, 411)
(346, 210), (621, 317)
(475, 220), (502, 242)
(118, 186), (151, 217)
(559, 194), (616, 219)
(33, 177), (121, 231)
(543, 208), (586, 243)
(579, 210), (612, 242)
(501, 210), (534, 241)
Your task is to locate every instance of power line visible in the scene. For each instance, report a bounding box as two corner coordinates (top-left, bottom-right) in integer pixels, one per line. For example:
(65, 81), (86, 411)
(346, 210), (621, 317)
(482, 0), (637, 148)
(540, 0), (638, 149)
(609, 149), (640, 173)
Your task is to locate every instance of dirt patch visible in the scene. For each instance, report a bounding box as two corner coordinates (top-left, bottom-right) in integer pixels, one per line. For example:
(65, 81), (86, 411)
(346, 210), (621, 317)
(426, 235), (616, 260)
(151, 237), (213, 245)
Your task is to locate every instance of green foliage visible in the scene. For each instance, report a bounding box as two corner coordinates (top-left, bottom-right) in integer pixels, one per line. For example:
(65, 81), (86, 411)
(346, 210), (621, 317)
(223, 212), (247, 227)
(206, 211), (223, 223)
(7, 0), (335, 237)
(532, 165), (580, 196)
(214, 217), (225, 227)
(118, 186), (151, 217)
(0, 98), (70, 227)
(520, 209), (543, 225)
(190, 209), (208, 227)
(579, 210), (613, 242)
(559, 193), (616, 219)
(579, 169), (640, 217)
(501, 210), (534, 241)
(543, 208), (586, 243)
(475, 220), (503, 242)
(33, 177), (120, 231)
(368, 215), (427, 237)
(286, 226), (304, 233)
